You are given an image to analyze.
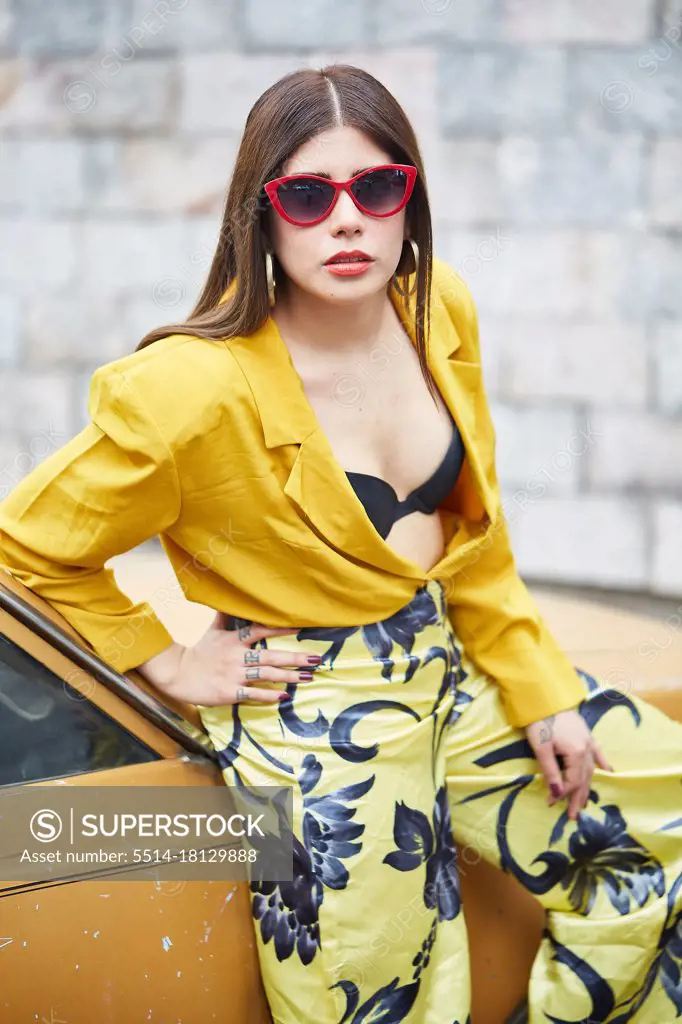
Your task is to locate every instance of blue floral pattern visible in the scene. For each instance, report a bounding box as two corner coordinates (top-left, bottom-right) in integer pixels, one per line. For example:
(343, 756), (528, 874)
(199, 582), (682, 1023)
(384, 786), (461, 922)
(333, 976), (420, 1023)
(554, 803), (665, 916)
(251, 752), (375, 966)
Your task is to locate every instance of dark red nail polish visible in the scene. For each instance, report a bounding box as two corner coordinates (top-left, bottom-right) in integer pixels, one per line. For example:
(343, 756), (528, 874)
(278, 692), (289, 701)
(298, 672), (313, 680)
(307, 654), (322, 664)
(550, 784), (562, 799)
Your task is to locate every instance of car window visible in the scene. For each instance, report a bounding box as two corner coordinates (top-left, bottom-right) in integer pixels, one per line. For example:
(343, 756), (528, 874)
(0, 633), (161, 787)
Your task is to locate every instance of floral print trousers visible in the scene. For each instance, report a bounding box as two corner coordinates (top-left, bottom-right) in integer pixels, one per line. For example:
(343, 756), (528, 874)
(198, 579), (682, 1024)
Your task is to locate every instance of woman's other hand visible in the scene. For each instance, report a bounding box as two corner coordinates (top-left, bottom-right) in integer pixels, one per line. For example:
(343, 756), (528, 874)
(525, 708), (614, 820)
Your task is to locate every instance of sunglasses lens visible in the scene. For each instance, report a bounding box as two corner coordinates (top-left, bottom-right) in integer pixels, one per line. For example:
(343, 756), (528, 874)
(276, 178), (335, 223)
(352, 167), (409, 215)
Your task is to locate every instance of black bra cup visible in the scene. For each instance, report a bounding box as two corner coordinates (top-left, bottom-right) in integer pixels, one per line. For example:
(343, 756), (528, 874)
(345, 417), (465, 540)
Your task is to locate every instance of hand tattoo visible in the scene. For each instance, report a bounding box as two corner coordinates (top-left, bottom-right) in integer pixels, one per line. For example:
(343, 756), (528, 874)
(538, 714), (556, 743)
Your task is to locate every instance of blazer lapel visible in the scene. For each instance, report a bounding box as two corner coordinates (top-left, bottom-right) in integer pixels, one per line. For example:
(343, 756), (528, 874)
(223, 275), (497, 580)
(427, 351), (498, 529)
(391, 281), (499, 529)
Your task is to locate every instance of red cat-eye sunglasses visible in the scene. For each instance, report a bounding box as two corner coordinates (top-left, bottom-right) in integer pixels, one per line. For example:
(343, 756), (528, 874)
(261, 163), (418, 227)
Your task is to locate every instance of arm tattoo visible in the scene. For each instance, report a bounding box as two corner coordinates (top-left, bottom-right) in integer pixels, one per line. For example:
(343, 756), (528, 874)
(538, 714), (556, 743)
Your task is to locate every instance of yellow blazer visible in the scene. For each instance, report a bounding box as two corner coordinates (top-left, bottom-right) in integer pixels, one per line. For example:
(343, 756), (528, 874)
(0, 257), (586, 728)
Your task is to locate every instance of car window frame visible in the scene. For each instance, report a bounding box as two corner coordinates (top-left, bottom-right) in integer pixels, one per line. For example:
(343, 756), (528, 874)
(0, 578), (219, 765)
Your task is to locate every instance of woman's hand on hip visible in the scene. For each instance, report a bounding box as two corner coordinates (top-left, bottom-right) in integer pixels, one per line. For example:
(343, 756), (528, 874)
(138, 611), (321, 707)
(525, 708), (614, 821)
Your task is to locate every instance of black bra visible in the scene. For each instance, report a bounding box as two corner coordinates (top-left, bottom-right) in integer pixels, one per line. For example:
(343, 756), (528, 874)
(345, 414), (465, 540)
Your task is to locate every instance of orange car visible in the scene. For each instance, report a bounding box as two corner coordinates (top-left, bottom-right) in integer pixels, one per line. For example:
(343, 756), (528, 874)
(1, 561), (680, 1024)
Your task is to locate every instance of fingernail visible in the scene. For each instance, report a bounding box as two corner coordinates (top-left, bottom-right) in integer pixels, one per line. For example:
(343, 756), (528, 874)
(298, 672), (314, 681)
(307, 655), (322, 664)
(278, 692), (289, 701)
(550, 784), (562, 799)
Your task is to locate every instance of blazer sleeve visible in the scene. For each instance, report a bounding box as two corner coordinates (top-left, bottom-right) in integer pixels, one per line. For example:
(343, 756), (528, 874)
(0, 364), (181, 674)
(439, 270), (588, 728)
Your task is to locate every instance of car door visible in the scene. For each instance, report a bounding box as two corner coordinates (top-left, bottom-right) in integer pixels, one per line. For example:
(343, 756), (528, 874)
(0, 570), (272, 1024)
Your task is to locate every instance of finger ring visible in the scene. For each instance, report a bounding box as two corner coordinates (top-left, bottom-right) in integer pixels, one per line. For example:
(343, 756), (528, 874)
(236, 685), (247, 702)
(244, 649), (260, 665)
(245, 666), (260, 681)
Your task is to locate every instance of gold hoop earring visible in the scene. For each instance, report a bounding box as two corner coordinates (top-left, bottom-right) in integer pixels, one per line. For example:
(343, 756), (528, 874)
(265, 250), (276, 308)
(392, 238), (419, 298)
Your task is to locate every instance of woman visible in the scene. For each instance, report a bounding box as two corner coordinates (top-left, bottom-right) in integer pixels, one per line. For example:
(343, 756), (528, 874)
(0, 64), (680, 1024)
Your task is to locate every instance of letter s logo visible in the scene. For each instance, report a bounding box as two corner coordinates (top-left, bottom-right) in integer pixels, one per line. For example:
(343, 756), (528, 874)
(30, 809), (63, 843)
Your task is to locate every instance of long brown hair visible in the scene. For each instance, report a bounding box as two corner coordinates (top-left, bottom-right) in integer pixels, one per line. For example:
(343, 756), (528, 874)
(135, 64), (436, 395)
